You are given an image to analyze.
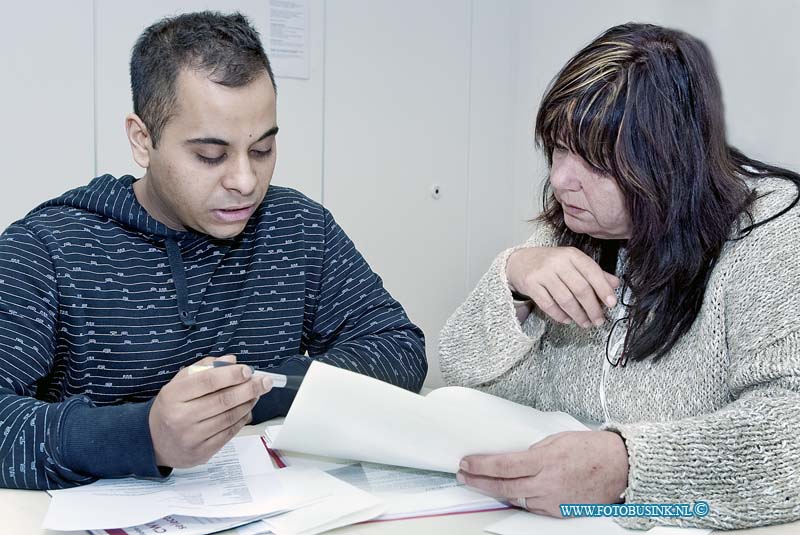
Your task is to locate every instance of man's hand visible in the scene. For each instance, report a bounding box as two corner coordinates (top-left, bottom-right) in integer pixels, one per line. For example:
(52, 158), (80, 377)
(457, 431), (629, 516)
(506, 247), (620, 328)
(148, 354), (273, 469)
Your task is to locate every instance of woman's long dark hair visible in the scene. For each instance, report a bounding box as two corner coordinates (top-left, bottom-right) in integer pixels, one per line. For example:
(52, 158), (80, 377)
(535, 23), (800, 362)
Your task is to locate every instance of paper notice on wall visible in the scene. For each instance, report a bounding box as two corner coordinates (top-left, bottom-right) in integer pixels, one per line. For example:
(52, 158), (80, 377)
(268, 0), (310, 79)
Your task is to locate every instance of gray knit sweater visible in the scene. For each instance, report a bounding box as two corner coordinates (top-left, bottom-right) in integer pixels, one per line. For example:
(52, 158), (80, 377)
(438, 177), (800, 531)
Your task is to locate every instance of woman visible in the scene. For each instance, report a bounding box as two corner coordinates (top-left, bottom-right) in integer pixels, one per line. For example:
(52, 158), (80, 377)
(439, 23), (800, 530)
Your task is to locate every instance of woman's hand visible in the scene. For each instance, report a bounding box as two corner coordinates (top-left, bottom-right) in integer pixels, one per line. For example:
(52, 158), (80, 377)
(457, 431), (629, 516)
(506, 247), (620, 328)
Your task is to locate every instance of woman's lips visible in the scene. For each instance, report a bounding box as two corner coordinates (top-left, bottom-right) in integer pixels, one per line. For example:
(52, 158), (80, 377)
(562, 203), (587, 215)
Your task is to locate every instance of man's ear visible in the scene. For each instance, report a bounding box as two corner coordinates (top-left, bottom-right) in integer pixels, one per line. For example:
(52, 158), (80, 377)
(125, 113), (153, 169)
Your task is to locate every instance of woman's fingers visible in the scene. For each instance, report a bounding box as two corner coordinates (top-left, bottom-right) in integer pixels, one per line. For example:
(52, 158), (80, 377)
(508, 246), (620, 328)
(526, 283), (572, 324)
(544, 274), (593, 327)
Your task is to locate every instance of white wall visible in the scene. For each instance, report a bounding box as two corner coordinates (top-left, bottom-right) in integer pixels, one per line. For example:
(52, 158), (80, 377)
(509, 0), (800, 244)
(321, 1), (517, 385)
(323, 1), (471, 386)
(0, 0), (94, 223)
(3, 1), (799, 387)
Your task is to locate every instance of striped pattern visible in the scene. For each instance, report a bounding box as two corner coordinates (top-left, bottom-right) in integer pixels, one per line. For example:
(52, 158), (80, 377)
(0, 175), (426, 489)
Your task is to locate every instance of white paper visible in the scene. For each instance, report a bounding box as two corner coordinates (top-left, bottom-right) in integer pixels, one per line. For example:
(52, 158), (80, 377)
(44, 436), (327, 530)
(233, 521), (275, 535)
(89, 514), (266, 535)
(273, 362), (587, 474)
(260, 470), (385, 535)
(268, 0), (310, 79)
(266, 425), (507, 521)
(485, 511), (638, 535)
(485, 512), (713, 535)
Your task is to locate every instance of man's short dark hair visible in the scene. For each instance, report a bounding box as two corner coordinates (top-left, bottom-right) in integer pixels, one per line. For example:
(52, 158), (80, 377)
(130, 11), (276, 147)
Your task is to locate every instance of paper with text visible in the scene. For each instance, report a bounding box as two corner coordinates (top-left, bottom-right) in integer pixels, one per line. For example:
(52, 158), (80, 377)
(88, 470), (385, 535)
(265, 425), (508, 520)
(268, 0), (310, 79)
(44, 436), (327, 530)
(260, 473), (385, 535)
(89, 514), (265, 535)
(273, 362), (588, 474)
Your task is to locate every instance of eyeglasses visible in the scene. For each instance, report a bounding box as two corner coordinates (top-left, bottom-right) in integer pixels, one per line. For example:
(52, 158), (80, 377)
(604, 278), (631, 368)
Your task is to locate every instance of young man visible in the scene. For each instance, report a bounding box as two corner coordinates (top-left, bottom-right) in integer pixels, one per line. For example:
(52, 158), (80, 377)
(0, 11), (426, 490)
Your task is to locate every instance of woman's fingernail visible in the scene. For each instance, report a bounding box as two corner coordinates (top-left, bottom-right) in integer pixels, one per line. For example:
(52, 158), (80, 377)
(456, 472), (465, 484)
(262, 377), (273, 390)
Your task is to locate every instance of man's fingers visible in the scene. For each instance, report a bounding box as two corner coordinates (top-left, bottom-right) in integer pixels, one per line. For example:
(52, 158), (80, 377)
(176, 362), (255, 401)
(194, 398), (258, 437)
(175, 356), (215, 379)
(176, 354), (238, 379)
(190, 376), (271, 419)
(199, 409), (254, 462)
(460, 450), (543, 479)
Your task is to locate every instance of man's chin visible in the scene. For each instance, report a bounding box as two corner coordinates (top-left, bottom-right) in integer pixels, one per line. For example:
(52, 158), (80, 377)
(204, 223), (248, 240)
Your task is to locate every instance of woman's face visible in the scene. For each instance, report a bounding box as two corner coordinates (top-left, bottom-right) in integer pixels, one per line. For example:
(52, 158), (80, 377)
(550, 148), (632, 239)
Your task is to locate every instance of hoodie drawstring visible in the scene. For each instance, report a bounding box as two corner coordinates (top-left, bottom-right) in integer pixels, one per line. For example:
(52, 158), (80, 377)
(165, 237), (196, 328)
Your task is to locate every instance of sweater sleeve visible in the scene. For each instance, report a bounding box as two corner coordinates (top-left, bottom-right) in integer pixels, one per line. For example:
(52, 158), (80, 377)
(605, 332), (800, 530)
(301, 209), (427, 391)
(605, 206), (800, 530)
(438, 221), (557, 388)
(0, 225), (164, 490)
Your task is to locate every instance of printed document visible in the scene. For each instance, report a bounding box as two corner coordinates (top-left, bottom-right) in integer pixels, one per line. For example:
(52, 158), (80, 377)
(88, 470), (386, 535)
(265, 425), (508, 520)
(44, 436), (326, 531)
(273, 362), (588, 473)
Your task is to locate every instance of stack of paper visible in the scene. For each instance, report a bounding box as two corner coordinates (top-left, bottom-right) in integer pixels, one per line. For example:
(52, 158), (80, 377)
(45, 436), (385, 535)
(273, 362), (588, 473)
(265, 424), (509, 521)
(86, 473), (385, 535)
(90, 515), (268, 535)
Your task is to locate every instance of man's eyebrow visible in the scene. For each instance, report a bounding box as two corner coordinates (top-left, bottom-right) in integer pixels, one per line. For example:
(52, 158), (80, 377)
(184, 126), (279, 146)
(255, 126), (279, 142)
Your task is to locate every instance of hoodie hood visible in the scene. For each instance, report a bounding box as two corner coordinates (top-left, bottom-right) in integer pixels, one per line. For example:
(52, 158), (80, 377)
(34, 174), (178, 239)
(32, 174), (227, 328)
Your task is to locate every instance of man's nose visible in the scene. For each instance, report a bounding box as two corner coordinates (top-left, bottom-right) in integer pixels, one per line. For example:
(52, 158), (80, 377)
(223, 155), (258, 197)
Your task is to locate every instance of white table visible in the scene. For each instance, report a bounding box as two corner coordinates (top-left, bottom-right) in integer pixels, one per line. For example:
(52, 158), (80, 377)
(0, 420), (797, 535)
